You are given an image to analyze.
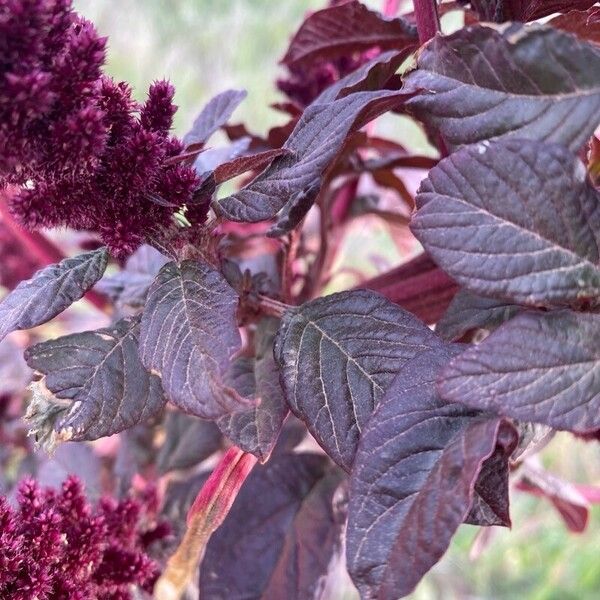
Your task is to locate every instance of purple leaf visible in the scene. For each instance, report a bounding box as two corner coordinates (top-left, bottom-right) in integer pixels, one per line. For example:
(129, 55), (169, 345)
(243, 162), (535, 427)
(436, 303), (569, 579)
(199, 453), (330, 599)
(193, 137), (251, 174)
(469, 0), (598, 22)
(215, 90), (414, 229)
(97, 244), (169, 309)
(0, 248), (108, 342)
(261, 468), (347, 600)
(157, 411), (222, 474)
(465, 424), (518, 527)
(0, 337), (31, 398)
(314, 49), (408, 104)
(515, 462), (590, 533)
(213, 148), (291, 184)
(281, 0), (416, 67)
(24, 317), (165, 444)
(411, 139), (600, 307)
(439, 310), (600, 433)
(139, 259), (249, 419)
(346, 346), (517, 598)
(217, 318), (288, 462)
(274, 290), (441, 470)
(404, 25), (600, 151)
(378, 419), (516, 600)
(183, 89), (247, 148)
(436, 290), (522, 342)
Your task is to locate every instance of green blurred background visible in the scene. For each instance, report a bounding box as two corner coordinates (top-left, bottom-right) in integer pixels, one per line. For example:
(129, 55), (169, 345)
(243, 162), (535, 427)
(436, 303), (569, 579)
(73, 1), (600, 598)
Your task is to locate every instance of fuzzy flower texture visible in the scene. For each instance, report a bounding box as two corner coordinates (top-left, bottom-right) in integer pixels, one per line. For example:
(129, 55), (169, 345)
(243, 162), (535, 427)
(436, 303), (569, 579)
(0, 476), (169, 599)
(0, 0), (201, 256)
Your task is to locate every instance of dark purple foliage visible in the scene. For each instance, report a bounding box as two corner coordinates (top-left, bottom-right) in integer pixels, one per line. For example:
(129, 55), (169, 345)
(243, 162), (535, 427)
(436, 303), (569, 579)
(1, 0), (600, 597)
(0, 0), (199, 257)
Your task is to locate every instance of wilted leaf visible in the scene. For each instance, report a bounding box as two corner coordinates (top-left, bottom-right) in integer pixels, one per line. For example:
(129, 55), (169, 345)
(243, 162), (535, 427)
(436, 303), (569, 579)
(436, 290), (521, 341)
(97, 244), (169, 308)
(439, 310), (600, 433)
(157, 412), (222, 474)
(218, 318), (287, 462)
(274, 290), (441, 470)
(465, 424), (518, 527)
(216, 90), (414, 230)
(157, 448), (258, 600)
(404, 25), (600, 151)
(346, 347), (517, 598)
(162, 471), (210, 544)
(199, 453), (330, 599)
(24, 317), (165, 445)
(140, 260), (248, 419)
(0, 248), (109, 342)
(411, 139), (600, 307)
(515, 461), (590, 533)
(281, 0), (416, 67)
(183, 89), (247, 148)
(550, 7), (600, 45)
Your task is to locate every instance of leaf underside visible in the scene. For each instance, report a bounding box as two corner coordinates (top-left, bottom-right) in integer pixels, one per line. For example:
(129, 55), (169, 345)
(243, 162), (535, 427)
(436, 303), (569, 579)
(0, 247), (109, 342)
(436, 290), (522, 342)
(97, 244), (169, 308)
(183, 89), (247, 148)
(281, 0), (416, 67)
(216, 90), (413, 232)
(157, 411), (222, 474)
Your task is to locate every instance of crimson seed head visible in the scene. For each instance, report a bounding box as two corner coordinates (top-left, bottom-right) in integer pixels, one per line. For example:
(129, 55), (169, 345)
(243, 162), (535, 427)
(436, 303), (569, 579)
(0, 0), (200, 257)
(0, 476), (168, 599)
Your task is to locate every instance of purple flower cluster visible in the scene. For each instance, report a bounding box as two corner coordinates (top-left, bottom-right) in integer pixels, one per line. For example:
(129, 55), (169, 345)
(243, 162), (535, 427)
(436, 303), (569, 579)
(0, 0), (200, 257)
(0, 476), (169, 599)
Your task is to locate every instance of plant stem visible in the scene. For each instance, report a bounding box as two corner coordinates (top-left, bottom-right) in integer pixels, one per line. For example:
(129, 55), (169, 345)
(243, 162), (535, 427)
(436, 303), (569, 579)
(383, 0), (401, 17)
(413, 0), (440, 44)
(257, 294), (290, 317)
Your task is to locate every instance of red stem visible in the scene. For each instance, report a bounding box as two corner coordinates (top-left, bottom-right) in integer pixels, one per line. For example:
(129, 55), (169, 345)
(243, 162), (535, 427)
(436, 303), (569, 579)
(413, 0), (440, 44)
(383, 0), (401, 17)
(0, 189), (108, 312)
(358, 253), (458, 323)
(257, 294), (290, 318)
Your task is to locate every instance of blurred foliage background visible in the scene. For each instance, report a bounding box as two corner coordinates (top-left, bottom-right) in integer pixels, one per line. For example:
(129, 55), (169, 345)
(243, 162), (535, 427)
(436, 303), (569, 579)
(73, 1), (600, 598)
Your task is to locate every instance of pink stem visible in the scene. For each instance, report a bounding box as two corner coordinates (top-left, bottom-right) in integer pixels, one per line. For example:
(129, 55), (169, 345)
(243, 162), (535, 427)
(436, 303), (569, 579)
(383, 0), (401, 17)
(413, 0), (440, 44)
